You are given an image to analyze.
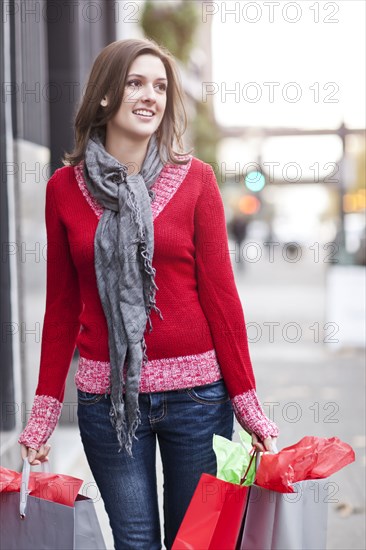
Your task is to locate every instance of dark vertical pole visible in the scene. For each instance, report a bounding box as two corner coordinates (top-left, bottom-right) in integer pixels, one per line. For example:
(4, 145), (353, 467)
(47, 4), (79, 171)
(0, 0), (16, 431)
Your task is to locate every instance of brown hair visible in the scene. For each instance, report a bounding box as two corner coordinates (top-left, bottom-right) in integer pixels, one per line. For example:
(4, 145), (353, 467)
(63, 38), (192, 166)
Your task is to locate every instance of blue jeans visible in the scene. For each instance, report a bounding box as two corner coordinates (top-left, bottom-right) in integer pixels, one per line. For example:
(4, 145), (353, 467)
(77, 379), (234, 550)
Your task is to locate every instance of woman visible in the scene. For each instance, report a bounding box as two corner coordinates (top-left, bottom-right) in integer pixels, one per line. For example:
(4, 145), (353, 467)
(19, 38), (279, 549)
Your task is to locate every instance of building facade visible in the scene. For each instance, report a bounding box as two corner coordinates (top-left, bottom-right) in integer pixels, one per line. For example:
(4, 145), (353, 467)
(1, 0), (117, 465)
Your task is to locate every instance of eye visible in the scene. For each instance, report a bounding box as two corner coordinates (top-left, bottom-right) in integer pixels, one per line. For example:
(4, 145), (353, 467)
(126, 79), (142, 88)
(156, 83), (167, 92)
(125, 79), (167, 93)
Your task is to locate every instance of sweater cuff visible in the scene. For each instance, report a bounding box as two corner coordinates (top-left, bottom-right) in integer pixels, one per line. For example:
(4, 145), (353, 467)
(231, 389), (279, 440)
(18, 395), (62, 450)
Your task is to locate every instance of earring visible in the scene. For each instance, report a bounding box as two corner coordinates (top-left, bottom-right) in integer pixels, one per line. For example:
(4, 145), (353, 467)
(100, 97), (108, 107)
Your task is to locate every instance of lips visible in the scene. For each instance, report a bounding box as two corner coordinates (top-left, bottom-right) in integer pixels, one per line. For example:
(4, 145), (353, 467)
(132, 109), (155, 117)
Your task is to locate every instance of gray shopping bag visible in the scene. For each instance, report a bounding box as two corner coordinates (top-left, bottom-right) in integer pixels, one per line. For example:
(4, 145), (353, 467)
(0, 492), (107, 550)
(240, 479), (328, 550)
(0, 460), (106, 550)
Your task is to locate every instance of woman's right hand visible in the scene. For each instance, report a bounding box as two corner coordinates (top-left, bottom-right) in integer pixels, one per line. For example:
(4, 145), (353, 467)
(20, 443), (51, 465)
(251, 433), (278, 453)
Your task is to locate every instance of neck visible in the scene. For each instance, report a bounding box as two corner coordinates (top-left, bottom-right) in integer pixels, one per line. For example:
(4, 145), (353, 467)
(104, 131), (152, 176)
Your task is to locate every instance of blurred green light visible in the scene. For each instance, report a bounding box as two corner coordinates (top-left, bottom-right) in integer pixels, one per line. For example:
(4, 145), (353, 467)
(245, 171), (265, 192)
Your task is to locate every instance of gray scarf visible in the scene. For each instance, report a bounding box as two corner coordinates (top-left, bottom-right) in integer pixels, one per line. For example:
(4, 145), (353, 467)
(83, 131), (164, 456)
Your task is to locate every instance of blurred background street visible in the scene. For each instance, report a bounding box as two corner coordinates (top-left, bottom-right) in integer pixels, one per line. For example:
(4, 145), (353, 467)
(1, 1), (365, 549)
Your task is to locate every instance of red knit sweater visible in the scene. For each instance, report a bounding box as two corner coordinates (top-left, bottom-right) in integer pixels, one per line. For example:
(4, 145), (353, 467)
(19, 156), (278, 450)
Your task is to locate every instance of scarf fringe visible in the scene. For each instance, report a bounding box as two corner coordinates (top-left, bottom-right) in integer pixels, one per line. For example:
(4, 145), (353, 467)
(110, 398), (142, 457)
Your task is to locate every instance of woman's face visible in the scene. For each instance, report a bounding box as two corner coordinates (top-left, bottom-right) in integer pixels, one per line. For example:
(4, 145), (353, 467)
(107, 54), (168, 142)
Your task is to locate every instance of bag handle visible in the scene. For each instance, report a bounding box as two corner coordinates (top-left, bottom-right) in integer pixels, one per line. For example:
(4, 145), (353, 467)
(20, 459), (50, 519)
(239, 440), (279, 485)
(239, 450), (257, 485)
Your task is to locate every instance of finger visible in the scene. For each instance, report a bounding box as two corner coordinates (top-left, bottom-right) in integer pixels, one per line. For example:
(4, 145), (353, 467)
(27, 448), (38, 465)
(251, 433), (265, 452)
(39, 444), (51, 462)
(44, 444), (51, 457)
(34, 445), (49, 462)
(263, 437), (277, 453)
(263, 437), (273, 452)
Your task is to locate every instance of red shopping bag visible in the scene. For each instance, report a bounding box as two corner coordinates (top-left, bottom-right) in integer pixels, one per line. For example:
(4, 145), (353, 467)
(255, 436), (355, 493)
(172, 473), (249, 550)
(172, 451), (257, 549)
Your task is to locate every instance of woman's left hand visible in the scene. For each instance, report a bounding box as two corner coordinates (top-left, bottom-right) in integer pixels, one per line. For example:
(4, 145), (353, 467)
(252, 432), (277, 453)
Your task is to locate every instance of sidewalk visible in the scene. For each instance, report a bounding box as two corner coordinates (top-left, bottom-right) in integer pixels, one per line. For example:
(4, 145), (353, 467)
(50, 242), (365, 549)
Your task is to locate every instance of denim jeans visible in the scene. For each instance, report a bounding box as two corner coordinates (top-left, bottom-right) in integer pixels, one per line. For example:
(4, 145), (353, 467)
(77, 378), (234, 550)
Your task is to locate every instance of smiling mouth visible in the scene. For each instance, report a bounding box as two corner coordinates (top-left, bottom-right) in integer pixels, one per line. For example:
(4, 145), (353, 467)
(132, 110), (155, 118)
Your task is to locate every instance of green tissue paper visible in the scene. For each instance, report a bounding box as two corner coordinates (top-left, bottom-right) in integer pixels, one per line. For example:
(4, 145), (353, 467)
(213, 430), (256, 486)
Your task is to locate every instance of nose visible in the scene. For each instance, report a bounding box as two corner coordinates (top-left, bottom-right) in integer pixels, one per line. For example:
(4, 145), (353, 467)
(140, 83), (157, 103)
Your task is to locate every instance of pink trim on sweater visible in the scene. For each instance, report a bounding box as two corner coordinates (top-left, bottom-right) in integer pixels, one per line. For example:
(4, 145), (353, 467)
(75, 348), (223, 394)
(74, 156), (192, 221)
(75, 357), (111, 394)
(138, 347), (221, 392)
(74, 163), (104, 218)
(232, 389), (279, 440)
(18, 395), (62, 450)
(151, 157), (192, 220)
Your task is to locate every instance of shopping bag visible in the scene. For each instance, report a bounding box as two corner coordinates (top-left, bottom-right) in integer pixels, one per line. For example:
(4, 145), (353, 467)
(240, 479), (328, 550)
(0, 460), (106, 550)
(172, 447), (256, 549)
(172, 472), (249, 550)
(240, 436), (355, 550)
